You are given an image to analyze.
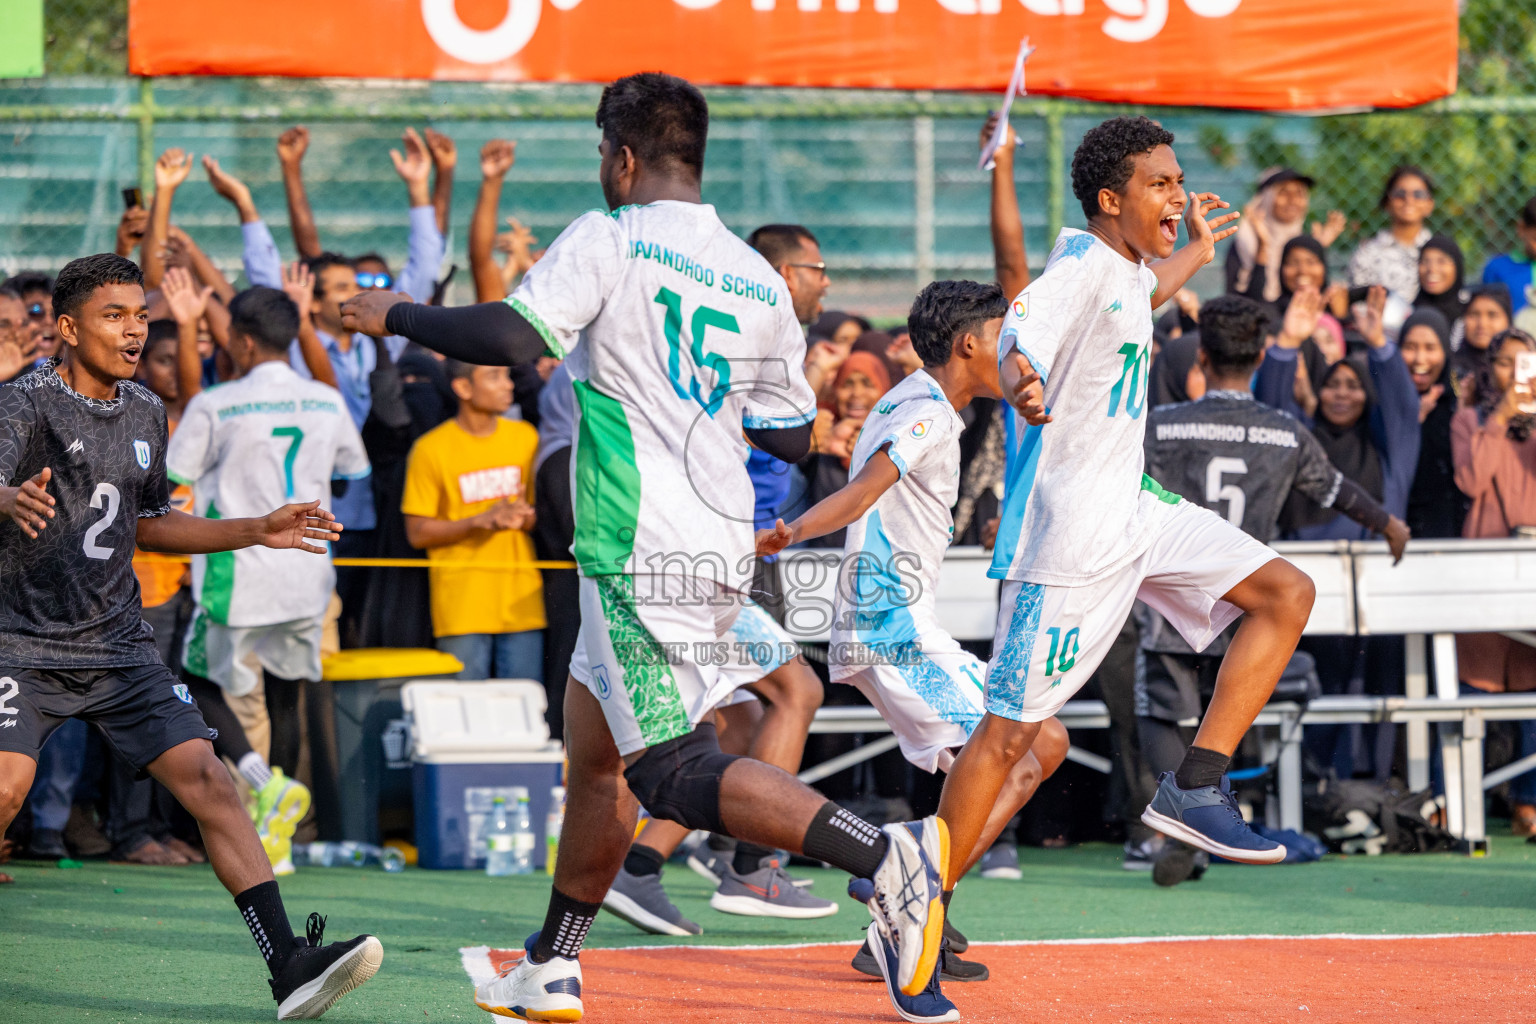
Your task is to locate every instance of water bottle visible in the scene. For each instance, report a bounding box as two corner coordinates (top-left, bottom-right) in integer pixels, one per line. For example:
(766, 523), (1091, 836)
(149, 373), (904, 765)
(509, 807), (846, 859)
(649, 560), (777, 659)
(485, 797), (516, 877)
(509, 789), (535, 875)
(293, 842), (366, 868)
(545, 786), (566, 876)
(380, 846), (406, 873)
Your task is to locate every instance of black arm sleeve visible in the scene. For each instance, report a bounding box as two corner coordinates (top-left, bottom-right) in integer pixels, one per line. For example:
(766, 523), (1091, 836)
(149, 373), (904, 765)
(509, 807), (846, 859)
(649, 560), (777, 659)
(744, 423), (812, 465)
(1331, 477), (1392, 534)
(384, 300), (550, 367)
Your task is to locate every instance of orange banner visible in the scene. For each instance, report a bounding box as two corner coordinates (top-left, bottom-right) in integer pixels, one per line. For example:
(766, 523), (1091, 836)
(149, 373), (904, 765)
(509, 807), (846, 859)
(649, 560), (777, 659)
(128, 0), (1458, 111)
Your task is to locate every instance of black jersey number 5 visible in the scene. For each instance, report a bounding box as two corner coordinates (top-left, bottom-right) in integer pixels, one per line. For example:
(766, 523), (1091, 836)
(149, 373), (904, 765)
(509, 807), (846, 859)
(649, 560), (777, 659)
(1204, 457), (1247, 527)
(83, 482), (122, 560)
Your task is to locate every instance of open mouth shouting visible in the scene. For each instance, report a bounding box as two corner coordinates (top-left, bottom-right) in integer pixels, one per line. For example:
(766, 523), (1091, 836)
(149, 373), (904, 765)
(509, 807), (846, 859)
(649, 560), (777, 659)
(1159, 211), (1183, 245)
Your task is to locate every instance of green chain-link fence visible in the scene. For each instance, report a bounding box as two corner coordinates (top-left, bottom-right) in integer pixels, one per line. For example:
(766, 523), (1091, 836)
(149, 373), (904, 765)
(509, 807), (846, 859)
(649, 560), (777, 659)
(4, 0), (1535, 317)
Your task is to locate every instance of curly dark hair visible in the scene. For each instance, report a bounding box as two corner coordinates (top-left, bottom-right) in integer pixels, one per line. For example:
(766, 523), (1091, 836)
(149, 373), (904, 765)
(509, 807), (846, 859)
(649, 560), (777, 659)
(1197, 295), (1269, 375)
(1071, 116), (1175, 221)
(52, 253), (142, 320)
(907, 280), (1007, 368)
(596, 72), (709, 180)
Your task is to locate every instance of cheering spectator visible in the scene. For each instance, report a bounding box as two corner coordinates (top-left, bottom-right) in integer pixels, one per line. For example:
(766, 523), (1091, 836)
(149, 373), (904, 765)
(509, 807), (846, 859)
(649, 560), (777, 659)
(0, 286), (40, 383)
(1260, 288), (1420, 780)
(1227, 167), (1344, 300)
(1452, 284), (1514, 400)
(402, 361), (545, 682)
(9, 271), (57, 362)
(805, 310), (867, 407)
(1398, 308), (1465, 539)
(1348, 165), (1435, 300)
(1415, 234), (1467, 331)
(1261, 288), (1420, 540)
(1480, 194), (1536, 318)
(470, 139), (520, 302)
(800, 351), (890, 549)
(981, 114), (1031, 301)
(1451, 327), (1536, 835)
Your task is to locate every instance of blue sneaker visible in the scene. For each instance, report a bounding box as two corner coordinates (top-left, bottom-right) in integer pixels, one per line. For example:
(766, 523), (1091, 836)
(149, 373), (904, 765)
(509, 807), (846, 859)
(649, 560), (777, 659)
(867, 818), (949, 998)
(1140, 772), (1285, 865)
(864, 926), (958, 1023)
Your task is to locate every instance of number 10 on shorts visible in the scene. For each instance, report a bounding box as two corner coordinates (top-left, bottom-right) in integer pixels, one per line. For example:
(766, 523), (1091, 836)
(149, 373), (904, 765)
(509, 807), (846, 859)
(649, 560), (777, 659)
(1044, 626), (1080, 680)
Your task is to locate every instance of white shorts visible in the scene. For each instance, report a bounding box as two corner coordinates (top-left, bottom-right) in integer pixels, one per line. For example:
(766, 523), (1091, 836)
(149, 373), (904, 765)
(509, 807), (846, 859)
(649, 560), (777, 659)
(181, 607), (324, 698)
(838, 631), (987, 774)
(569, 575), (796, 756)
(986, 501), (1277, 723)
(713, 601), (799, 710)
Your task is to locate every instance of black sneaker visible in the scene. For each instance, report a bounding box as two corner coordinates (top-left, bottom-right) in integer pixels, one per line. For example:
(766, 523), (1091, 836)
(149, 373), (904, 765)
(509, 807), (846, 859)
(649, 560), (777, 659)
(26, 828), (68, 860)
(943, 918), (969, 954)
(938, 940), (988, 982)
(270, 913), (384, 1020)
(1152, 842), (1198, 888)
(853, 936), (987, 984)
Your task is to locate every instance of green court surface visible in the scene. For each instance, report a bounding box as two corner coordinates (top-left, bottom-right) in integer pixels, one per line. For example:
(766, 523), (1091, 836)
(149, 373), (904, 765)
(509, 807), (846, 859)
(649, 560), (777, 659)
(3, 834), (1535, 1023)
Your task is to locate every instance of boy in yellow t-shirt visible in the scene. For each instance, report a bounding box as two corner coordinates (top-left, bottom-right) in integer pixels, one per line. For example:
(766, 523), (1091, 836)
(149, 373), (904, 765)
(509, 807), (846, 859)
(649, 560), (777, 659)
(402, 360), (545, 680)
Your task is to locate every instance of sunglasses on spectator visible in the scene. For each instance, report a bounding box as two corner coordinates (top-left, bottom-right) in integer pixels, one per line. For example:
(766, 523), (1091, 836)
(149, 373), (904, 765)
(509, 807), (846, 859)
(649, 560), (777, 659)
(26, 303), (45, 318)
(787, 261), (828, 276)
(355, 272), (393, 290)
(1389, 188), (1431, 201)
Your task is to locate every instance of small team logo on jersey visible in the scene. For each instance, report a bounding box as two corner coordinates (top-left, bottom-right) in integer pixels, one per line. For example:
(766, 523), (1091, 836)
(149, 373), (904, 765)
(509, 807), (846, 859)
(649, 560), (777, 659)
(66, 439), (85, 456)
(133, 440), (151, 469)
(172, 684), (193, 705)
(1102, 299), (1123, 314)
(1012, 295), (1028, 321)
(910, 420), (931, 440)
(593, 665), (612, 700)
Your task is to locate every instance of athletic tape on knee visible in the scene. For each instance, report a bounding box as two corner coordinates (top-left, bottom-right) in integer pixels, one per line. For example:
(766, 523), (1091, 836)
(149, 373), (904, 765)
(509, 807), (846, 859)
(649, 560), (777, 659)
(622, 723), (738, 834)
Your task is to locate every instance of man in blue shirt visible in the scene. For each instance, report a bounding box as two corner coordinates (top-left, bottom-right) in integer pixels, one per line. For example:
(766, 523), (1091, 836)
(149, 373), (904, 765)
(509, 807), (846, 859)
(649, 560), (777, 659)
(1482, 195), (1536, 316)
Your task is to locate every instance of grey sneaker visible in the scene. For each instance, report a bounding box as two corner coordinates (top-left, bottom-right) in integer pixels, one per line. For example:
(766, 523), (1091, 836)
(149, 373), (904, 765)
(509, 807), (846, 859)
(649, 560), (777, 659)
(978, 842), (1021, 880)
(602, 868), (703, 936)
(686, 839), (733, 885)
(709, 859), (839, 919)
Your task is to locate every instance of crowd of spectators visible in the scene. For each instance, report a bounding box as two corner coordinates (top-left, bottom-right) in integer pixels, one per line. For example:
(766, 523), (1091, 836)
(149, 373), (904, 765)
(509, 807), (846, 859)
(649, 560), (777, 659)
(4, 116), (1536, 871)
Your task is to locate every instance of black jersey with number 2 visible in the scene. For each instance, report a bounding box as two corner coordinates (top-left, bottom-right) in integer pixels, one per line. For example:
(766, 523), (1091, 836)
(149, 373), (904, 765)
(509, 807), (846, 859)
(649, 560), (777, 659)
(0, 361), (170, 669)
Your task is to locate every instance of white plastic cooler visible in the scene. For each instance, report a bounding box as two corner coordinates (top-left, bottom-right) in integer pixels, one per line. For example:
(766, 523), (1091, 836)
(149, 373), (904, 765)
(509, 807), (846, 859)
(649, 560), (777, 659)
(401, 679), (565, 870)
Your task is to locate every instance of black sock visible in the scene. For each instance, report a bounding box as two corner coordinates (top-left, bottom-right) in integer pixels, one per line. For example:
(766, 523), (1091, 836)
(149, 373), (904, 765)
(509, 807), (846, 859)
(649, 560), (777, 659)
(941, 889), (954, 910)
(801, 802), (889, 879)
(706, 833), (735, 853)
(732, 842), (774, 875)
(529, 887), (601, 963)
(235, 881), (296, 977)
(624, 844), (666, 878)
(1174, 745), (1230, 790)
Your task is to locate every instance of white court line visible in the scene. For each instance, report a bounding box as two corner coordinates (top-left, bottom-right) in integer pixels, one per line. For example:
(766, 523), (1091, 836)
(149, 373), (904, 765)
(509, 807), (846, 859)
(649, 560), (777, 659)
(460, 927), (1536, 970)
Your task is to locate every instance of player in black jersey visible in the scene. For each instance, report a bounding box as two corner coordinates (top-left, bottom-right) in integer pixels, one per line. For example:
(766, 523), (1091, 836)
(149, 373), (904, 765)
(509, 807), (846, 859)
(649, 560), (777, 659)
(1138, 292), (1410, 886)
(0, 255), (382, 1020)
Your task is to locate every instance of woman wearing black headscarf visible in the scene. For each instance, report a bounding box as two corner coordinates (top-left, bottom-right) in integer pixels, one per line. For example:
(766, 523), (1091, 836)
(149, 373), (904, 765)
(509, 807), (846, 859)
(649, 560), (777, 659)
(1257, 293), (1421, 781)
(1414, 234), (1467, 329)
(1452, 283), (1514, 399)
(1241, 235), (1330, 317)
(1398, 307), (1465, 538)
(1148, 331), (1203, 408)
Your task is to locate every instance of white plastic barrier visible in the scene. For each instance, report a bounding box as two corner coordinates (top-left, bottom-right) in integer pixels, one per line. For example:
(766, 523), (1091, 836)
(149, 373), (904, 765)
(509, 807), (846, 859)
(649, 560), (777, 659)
(792, 539), (1536, 852)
